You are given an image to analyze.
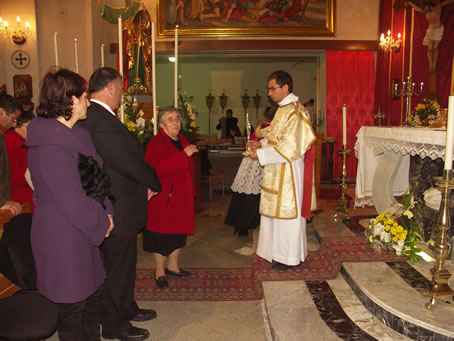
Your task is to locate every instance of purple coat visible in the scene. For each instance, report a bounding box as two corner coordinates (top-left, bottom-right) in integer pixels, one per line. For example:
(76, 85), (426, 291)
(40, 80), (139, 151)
(27, 117), (113, 303)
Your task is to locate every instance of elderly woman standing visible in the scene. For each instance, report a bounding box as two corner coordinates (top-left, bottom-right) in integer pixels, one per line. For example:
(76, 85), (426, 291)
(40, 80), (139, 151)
(27, 69), (114, 340)
(144, 107), (198, 289)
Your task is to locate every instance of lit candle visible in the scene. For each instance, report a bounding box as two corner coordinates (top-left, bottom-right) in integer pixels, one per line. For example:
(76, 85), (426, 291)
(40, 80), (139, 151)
(54, 32), (59, 68)
(174, 25), (178, 108)
(118, 16), (124, 123)
(445, 96), (454, 170)
(74, 38), (79, 73)
(152, 22), (157, 135)
(101, 44), (104, 67)
(342, 104), (347, 146)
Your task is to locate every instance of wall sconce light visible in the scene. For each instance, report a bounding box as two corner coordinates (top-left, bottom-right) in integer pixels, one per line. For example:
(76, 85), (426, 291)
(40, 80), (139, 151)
(379, 30), (401, 53)
(0, 16), (30, 45)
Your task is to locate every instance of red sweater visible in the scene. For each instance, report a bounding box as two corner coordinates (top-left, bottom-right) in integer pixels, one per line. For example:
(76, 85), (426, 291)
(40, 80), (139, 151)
(5, 130), (34, 211)
(145, 129), (195, 234)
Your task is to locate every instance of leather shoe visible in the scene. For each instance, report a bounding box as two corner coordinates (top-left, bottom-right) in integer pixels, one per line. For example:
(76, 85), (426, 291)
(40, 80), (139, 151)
(130, 308), (157, 322)
(102, 326), (150, 341)
(155, 275), (169, 289)
(271, 260), (294, 271)
(165, 268), (192, 278)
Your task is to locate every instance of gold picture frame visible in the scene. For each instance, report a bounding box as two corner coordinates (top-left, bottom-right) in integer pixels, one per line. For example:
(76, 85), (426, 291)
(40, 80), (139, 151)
(157, 0), (335, 38)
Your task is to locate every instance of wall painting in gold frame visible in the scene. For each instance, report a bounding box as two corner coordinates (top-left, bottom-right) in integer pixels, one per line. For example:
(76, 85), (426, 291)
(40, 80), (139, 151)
(157, 0), (335, 38)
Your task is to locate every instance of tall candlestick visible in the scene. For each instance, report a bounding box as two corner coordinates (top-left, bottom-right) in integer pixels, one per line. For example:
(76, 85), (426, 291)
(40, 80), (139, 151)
(445, 96), (454, 170)
(54, 32), (59, 68)
(342, 104), (347, 146)
(174, 25), (178, 108)
(101, 44), (104, 67)
(152, 22), (157, 135)
(74, 38), (79, 73)
(118, 16), (124, 123)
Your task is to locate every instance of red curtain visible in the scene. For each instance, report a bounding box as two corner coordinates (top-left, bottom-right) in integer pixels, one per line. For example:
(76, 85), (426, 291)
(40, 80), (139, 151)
(326, 51), (376, 179)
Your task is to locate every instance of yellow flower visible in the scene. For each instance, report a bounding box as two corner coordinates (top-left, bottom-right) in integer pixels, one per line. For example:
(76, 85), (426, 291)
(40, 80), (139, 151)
(190, 121), (197, 128)
(393, 236), (399, 242)
(404, 210), (413, 219)
(416, 103), (425, 110)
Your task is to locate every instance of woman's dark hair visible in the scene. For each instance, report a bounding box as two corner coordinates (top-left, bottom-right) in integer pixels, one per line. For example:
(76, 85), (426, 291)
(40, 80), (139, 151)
(78, 154), (115, 210)
(16, 110), (34, 127)
(264, 106), (278, 120)
(88, 67), (121, 94)
(36, 69), (87, 121)
(268, 70), (293, 93)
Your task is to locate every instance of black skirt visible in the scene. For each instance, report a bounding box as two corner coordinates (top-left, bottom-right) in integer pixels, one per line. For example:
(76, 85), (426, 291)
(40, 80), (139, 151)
(225, 192), (261, 233)
(142, 230), (187, 256)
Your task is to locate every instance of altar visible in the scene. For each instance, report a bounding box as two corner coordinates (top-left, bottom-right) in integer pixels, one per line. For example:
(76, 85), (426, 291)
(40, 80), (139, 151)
(355, 126), (450, 240)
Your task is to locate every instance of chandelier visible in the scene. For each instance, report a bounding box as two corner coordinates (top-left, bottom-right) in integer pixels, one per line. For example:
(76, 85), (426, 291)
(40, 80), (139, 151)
(0, 16), (31, 45)
(379, 30), (401, 53)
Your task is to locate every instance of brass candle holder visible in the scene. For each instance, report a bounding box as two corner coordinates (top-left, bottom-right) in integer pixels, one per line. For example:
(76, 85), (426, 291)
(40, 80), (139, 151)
(332, 145), (350, 223)
(205, 91), (215, 134)
(422, 169), (454, 310)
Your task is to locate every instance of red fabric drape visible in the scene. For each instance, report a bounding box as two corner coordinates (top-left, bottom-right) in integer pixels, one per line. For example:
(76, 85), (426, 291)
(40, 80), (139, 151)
(326, 51), (376, 179)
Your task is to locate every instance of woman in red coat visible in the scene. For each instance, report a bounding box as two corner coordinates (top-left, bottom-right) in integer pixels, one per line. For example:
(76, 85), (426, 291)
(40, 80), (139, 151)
(5, 110), (35, 212)
(144, 106), (198, 289)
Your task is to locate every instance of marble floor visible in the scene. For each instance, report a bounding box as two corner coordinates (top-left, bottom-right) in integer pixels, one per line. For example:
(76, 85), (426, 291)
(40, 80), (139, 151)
(44, 185), (454, 341)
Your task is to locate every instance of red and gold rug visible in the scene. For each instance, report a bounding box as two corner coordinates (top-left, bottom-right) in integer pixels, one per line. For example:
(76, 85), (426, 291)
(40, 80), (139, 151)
(134, 236), (406, 301)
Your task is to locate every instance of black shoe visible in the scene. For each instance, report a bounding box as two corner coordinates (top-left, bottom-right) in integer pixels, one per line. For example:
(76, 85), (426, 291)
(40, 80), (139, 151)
(165, 268), (192, 278)
(155, 275), (169, 289)
(103, 326), (150, 341)
(271, 260), (293, 271)
(130, 308), (157, 322)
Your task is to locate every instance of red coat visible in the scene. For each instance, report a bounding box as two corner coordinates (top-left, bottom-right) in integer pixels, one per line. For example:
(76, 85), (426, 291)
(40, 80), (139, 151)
(145, 129), (195, 234)
(5, 130), (34, 212)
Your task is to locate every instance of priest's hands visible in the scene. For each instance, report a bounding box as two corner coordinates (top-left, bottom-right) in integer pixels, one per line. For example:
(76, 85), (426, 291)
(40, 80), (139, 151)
(105, 214), (114, 238)
(247, 140), (261, 160)
(184, 144), (198, 157)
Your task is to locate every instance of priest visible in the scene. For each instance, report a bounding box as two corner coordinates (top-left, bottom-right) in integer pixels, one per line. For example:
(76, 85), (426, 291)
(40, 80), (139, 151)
(249, 70), (316, 270)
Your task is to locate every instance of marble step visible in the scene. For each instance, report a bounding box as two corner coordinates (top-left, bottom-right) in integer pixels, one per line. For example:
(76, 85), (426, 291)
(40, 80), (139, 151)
(342, 261), (454, 340)
(262, 274), (410, 340)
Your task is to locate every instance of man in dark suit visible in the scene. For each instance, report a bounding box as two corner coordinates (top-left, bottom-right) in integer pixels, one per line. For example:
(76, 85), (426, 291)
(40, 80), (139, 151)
(79, 67), (161, 341)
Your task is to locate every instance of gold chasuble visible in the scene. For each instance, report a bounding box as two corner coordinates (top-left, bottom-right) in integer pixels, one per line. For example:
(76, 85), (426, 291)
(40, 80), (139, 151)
(259, 101), (315, 219)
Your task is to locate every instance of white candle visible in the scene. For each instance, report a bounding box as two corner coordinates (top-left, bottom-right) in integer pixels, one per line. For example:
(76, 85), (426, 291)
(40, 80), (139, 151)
(445, 96), (454, 169)
(152, 22), (157, 135)
(74, 38), (79, 73)
(118, 16), (124, 123)
(174, 25), (178, 108)
(54, 32), (59, 68)
(342, 105), (347, 146)
(101, 44), (104, 67)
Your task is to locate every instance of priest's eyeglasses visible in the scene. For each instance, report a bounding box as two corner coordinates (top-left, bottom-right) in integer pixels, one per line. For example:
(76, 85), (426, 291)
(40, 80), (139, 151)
(165, 116), (181, 123)
(267, 86), (282, 92)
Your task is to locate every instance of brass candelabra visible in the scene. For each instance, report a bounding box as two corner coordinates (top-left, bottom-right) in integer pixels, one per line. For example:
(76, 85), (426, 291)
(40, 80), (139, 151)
(253, 90), (261, 120)
(219, 91), (228, 114)
(332, 145), (350, 223)
(205, 91), (215, 134)
(422, 169), (454, 310)
(393, 76), (424, 122)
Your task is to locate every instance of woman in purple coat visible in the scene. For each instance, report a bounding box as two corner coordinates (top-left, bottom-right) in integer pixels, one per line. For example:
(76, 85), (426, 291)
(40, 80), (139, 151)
(27, 69), (114, 340)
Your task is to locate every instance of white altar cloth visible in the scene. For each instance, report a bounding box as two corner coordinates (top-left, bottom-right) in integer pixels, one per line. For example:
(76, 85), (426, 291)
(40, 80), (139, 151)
(354, 126), (449, 210)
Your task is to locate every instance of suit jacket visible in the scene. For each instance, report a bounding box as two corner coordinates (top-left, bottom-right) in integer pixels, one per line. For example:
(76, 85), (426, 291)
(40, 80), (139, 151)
(79, 101), (161, 232)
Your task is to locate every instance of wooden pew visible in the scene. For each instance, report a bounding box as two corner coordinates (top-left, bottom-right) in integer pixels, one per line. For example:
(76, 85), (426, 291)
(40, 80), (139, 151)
(0, 203), (31, 298)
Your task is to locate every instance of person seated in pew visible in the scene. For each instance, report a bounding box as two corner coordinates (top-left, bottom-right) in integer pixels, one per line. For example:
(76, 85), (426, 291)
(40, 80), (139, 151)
(5, 110), (35, 212)
(0, 93), (22, 216)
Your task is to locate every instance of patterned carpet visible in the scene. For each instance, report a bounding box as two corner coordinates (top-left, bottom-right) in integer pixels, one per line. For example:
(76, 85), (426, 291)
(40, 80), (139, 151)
(134, 236), (406, 301)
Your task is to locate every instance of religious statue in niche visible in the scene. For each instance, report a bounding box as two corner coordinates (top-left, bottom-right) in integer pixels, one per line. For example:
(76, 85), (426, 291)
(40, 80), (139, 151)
(96, 0), (152, 95)
(395, 0), (454, 72)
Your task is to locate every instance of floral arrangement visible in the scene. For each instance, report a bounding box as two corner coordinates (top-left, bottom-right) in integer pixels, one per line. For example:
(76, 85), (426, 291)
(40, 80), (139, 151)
(178, 91), (198, 137)
(122, 94), (154, 145)
(408, 98), (440, 127)
(364, 191), (422, 261)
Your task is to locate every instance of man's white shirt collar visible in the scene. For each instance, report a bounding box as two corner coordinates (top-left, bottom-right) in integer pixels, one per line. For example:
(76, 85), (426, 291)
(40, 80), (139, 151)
(90, 99), (116, 116)
(278, 93), (299, 107)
